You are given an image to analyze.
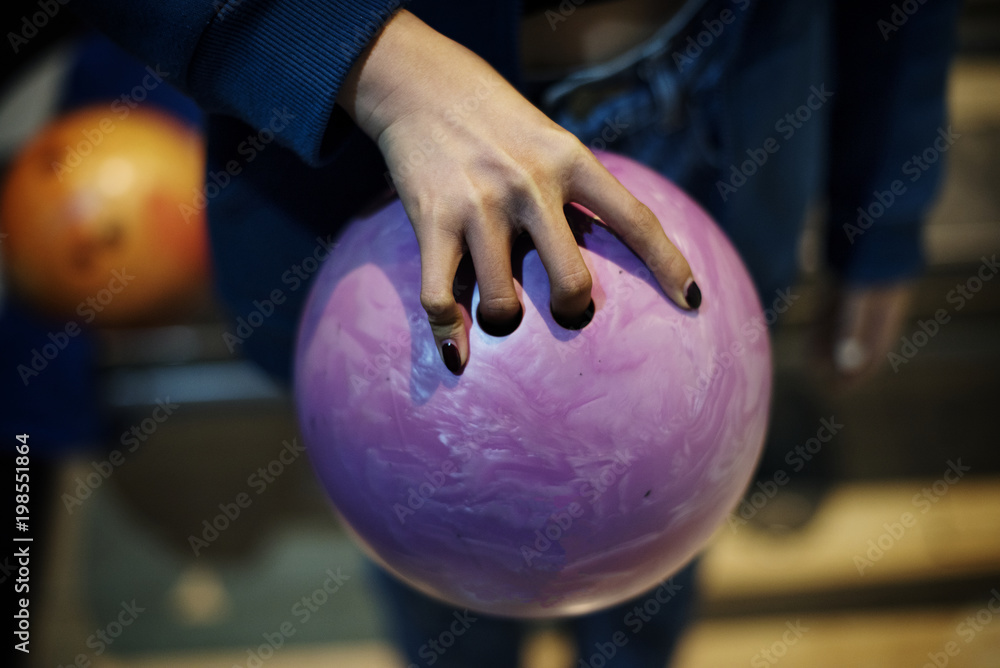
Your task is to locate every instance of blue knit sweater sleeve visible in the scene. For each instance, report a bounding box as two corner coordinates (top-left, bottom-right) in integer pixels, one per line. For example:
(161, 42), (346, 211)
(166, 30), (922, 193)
(70, 0), (406, 166)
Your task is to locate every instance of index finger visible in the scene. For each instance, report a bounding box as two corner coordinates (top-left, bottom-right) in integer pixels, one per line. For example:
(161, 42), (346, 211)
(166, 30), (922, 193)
(566, 152), (701, 310)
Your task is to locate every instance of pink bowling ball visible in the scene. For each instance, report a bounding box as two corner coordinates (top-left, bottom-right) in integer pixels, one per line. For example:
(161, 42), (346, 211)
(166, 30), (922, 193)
(294, 152), (771, 618)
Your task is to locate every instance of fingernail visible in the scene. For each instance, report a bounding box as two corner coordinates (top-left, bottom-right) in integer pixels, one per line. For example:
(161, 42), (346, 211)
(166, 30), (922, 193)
(684, 279), (702, 310)
(442, 339), (462, 374)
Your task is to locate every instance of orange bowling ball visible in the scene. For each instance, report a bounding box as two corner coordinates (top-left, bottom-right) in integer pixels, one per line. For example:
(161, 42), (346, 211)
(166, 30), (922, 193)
(0, 105), (211, 326)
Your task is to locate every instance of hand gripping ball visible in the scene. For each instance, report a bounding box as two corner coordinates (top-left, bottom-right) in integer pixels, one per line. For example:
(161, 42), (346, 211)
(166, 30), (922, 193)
(294, 152), (771, 618)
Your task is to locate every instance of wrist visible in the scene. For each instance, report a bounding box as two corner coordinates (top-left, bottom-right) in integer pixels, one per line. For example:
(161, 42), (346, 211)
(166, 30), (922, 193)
(336, 9), (426, 140)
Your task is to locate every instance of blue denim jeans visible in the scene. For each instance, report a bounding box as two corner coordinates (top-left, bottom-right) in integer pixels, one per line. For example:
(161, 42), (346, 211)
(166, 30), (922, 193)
(374, 559), (698, 668)
(530, 0), (830, 303)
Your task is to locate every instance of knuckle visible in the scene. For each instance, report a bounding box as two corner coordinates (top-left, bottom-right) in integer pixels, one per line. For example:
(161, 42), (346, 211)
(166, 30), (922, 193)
(443, 196), (482, 228)
(552, 266), (593, 302)
(523, 127), (587, 181)
(613, 200), (656, 247)
(420, 289), (455, 322)
(504, 162), (535, 196)
(473, 152), (529, 194)
(650, 246), (686, 278)
(477, 294), (522, 320)
(548, 127), (586, 156)
(488, 167), (536, 220)
(628, 200), (657, 232)
(554, 134), (591, 175)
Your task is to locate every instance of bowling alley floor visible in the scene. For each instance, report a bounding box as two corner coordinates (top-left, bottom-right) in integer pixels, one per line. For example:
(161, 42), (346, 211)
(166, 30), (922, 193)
(31, 466), (1000, 668)
(14, 34), (1000, 668)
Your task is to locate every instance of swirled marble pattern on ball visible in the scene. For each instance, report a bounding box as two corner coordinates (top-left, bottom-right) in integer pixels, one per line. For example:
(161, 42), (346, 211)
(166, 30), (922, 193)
(295, 151), (771, 618)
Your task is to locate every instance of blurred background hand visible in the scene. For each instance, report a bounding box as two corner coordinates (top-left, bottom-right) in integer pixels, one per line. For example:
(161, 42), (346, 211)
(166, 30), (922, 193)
(813, 281), (915, 389)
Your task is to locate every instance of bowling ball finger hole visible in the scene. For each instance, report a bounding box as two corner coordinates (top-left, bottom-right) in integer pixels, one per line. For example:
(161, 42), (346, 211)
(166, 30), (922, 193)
(551, 299), (595, 330)
(476, 304), (524, 337)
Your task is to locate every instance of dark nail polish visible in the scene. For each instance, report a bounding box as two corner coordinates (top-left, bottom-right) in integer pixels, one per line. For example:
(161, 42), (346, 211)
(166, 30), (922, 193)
(685, 281), (702, 310)
(442, 340), (462, 374)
